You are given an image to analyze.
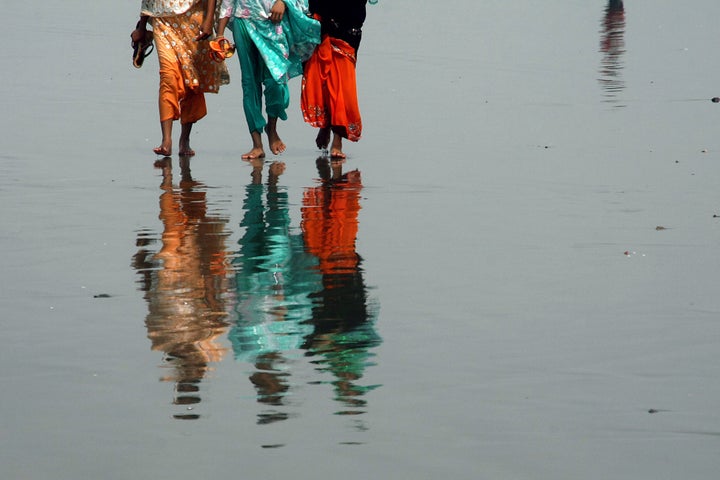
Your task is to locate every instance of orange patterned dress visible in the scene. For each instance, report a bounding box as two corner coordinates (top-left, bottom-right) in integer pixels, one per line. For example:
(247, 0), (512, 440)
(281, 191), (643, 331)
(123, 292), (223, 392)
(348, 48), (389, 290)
(141, 0), (229, 122)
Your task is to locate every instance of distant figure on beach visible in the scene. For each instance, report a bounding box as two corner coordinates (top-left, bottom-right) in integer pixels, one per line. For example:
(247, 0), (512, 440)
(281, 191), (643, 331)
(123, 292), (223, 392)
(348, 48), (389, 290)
(131, 0), (228, 157)
(216, 0), (320, 159)
(301, 0), (372, 158)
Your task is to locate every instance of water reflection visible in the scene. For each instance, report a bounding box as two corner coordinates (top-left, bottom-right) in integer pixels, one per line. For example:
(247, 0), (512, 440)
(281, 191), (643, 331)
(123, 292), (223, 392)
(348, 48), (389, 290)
(132, 157), (231, 420)
(598, 0), (626, 105)
(230, 160), (318, 425)
(229, 158), (381, 428)
(300, 159), (381, 417)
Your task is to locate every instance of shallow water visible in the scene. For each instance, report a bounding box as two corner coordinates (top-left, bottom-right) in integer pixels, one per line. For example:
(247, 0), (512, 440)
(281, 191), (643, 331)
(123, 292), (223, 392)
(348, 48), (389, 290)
(3, 1), (720, 478)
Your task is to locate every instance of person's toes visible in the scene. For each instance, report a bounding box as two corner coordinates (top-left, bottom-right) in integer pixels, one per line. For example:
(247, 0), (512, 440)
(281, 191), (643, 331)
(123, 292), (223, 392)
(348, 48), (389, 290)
(242, 149), (265, 159)
(153, 146), (171, 156)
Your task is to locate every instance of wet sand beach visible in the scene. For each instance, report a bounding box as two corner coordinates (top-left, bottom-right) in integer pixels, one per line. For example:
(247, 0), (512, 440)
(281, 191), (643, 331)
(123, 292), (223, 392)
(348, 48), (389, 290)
(3, 1), (720, 478)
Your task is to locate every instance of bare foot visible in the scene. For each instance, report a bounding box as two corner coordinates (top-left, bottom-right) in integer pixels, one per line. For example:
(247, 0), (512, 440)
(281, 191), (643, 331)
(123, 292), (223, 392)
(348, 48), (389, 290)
(153, 145), (171, 156)
(329, 134), (345, 158)
(178, 140), (195, 156)
(156, 119), (173, 157)
(269, 139), (285, 155)
(265, 121), (286, 155)
(330, 148), (346, 159)
(242, 147), (266, 159)
(267, 132), (286, 155)
(178, 123), (195, 156)
(316, 127), (330, 150)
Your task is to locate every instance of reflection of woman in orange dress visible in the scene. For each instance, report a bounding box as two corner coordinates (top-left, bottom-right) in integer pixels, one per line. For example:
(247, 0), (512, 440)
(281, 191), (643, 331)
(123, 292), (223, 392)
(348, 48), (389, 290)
(300, 159), (381, 415)
(132, 158), (231, 419)
(301, 166), (362, 276)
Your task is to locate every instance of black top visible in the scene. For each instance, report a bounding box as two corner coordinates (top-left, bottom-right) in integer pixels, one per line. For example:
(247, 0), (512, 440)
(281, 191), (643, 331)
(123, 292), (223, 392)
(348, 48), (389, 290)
(308, 0), (367, 52)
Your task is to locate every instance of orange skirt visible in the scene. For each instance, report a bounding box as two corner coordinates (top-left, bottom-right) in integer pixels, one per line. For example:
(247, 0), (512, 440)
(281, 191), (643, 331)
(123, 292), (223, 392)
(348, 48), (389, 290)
(151, 2), (228, 123)
(301, 36), (362, 142)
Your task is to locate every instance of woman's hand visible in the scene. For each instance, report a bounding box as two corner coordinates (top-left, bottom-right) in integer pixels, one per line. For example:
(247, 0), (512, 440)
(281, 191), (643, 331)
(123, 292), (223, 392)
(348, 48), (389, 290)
(197, 0), (216, 40)
(269, 0), (286, 23)
(196, 17), (213, 40)
(131, 28), (146, 44)
(131, 16), (149, 44)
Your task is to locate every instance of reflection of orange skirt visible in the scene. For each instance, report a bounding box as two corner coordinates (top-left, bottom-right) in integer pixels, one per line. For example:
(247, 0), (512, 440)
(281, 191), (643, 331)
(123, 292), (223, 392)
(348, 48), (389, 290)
(301, 36), (362, 142)
(301, 180), (362, 275)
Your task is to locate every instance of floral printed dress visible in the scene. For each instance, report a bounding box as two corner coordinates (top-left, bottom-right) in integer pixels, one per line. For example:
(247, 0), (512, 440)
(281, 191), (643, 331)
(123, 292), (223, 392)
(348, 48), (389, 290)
(140, 0), (229, 94)
(220, 0), (320, 81)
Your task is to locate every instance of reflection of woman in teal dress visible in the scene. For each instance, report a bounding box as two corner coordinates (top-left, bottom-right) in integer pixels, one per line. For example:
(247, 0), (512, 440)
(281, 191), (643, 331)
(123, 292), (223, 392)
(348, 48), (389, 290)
(229, 160), (320, 422)
(230, 159), (381, 423)
(231, 161), (319, 361)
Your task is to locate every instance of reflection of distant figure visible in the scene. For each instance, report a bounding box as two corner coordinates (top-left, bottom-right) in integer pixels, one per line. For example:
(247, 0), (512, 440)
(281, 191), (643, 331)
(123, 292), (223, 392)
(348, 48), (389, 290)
(132, 157), (231, 420)
(598, 0), (626, 104)
(300, 159), (381, 416)
(229, 160), (319, 424)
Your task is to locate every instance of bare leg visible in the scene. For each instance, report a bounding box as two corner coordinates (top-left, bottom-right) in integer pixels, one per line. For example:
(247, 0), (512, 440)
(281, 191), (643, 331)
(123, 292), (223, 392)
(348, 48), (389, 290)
(330, 132), (345, 159)
(154, 119), (173, 156)
(315, 127), (331, 151)
(265, 117), (286, 155)
(242, 130), (266, 159)
(178, 122), (195, 157)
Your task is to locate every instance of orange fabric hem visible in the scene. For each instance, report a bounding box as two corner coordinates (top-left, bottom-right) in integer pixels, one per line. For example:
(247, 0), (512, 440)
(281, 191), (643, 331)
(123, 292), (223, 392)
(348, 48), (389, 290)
(301, 36), (362, 142)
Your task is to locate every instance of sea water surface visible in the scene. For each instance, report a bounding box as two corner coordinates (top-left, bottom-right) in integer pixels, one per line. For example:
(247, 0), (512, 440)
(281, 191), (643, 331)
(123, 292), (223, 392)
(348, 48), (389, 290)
(2, 1), (720, 479)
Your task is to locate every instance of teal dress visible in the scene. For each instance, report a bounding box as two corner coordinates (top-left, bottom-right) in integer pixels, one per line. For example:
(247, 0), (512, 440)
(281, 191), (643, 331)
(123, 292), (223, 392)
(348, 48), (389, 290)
(222, 0), (320, 133)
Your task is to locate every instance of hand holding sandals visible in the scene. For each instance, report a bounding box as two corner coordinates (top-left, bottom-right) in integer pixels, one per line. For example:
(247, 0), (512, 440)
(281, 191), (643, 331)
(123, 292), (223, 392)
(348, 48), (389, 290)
(195, 0), (217, 40)
(195, 16), (214, 41)
(131, 17), (153, 68)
